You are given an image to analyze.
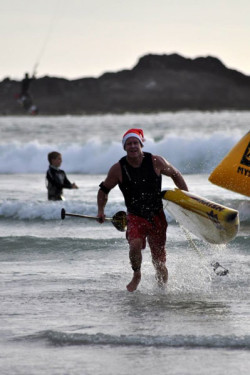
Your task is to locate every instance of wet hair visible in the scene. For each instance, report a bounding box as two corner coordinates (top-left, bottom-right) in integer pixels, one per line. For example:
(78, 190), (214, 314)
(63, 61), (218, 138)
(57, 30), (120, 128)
(48, 151), (61, 164)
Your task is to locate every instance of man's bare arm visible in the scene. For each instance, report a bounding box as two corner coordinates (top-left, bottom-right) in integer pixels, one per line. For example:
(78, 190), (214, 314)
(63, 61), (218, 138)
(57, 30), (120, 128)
(168, 165), (188, 191)
(153, 155), (188, 191)
(97, 163), (121, 222)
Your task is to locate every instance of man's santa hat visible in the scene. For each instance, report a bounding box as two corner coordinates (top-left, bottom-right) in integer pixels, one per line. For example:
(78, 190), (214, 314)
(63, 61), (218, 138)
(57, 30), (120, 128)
(122, 128), (145, 149)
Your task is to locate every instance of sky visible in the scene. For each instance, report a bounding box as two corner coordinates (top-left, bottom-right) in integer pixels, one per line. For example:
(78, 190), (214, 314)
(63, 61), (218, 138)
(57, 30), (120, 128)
(1, 0), (250, 81)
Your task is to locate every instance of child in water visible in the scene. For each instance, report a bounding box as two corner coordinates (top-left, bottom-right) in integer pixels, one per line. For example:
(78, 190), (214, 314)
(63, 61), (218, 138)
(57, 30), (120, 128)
(46, 151), (78, 200)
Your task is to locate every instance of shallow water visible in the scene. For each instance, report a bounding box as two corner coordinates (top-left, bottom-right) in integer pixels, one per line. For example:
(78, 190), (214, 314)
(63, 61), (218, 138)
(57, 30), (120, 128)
(0, 112), (249, 374)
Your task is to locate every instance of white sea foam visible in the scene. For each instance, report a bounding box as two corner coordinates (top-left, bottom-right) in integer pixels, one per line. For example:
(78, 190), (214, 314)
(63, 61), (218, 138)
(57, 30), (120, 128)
(0, 133), (239, 174)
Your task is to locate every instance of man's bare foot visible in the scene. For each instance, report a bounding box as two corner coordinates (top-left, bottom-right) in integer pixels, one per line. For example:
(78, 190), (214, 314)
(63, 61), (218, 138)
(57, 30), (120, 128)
(126, 271), (141, 292)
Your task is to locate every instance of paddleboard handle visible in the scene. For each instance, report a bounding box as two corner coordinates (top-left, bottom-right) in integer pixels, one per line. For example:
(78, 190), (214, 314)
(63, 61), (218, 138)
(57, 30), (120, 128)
(211, 262), (229, 276)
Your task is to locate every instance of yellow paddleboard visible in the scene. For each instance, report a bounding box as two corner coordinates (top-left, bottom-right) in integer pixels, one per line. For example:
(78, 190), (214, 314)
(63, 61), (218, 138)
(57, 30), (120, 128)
(162, 188), (239, 244)
(209, 132), (250, 197)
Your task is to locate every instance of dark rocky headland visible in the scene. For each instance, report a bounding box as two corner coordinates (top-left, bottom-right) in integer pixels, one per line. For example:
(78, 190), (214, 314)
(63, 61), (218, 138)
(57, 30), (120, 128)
(1, 53), (250, 115)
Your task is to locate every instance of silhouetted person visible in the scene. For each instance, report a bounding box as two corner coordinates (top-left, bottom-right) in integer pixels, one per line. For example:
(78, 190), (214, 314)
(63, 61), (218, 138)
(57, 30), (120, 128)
(20, 73), (34, 98)
(19, 73), (37, 113)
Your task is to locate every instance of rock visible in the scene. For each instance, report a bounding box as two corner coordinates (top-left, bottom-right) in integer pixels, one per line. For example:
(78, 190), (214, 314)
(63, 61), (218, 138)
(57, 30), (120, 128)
(1, 53), (250, 115)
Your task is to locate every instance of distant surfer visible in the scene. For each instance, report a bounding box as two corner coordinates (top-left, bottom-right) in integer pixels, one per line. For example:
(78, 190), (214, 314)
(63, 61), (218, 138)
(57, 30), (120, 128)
(97, 129), (188, 292)
(19, 73), (35, 104)
(20, 73), (34, 97)
(46, 151), (78, 200)
(18, 73), (38, 114)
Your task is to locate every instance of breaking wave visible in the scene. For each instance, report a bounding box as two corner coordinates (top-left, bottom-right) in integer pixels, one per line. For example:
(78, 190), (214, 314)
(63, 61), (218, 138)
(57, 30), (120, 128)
(0, 133), (239, 174)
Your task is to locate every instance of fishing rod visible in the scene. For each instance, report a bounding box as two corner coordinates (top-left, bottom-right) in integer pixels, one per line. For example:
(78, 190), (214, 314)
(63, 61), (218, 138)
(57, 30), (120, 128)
(61, 208), (127, 232)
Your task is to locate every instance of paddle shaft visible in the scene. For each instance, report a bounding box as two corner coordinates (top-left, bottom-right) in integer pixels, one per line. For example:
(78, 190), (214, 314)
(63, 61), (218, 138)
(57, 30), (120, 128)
(63, 211), (112, 221)
(61, 208), (127, 232)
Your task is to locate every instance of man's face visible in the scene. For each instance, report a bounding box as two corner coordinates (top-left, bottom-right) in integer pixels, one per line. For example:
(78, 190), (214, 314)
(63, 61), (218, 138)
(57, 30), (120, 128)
(124, 137), (142, 157)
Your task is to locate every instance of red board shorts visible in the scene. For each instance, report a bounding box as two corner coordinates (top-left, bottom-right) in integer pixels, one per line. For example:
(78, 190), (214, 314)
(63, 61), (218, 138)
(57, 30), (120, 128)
(126, 210), (168, 263)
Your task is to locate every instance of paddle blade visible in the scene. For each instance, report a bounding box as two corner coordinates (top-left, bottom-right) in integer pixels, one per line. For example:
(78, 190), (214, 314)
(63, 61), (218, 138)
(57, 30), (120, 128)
(61, 208), (66, 219)
(112, 211), (127, 232)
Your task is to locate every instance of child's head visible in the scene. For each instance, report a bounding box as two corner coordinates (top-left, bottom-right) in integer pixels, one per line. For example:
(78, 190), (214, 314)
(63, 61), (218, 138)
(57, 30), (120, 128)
(48, 151), (62, 167)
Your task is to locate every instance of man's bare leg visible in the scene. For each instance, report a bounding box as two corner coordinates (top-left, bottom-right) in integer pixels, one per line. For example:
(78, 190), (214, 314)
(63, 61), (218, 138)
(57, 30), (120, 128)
(126, 239), (142, 292)
(126, 270), (141, 292)
(153, 260), (168, 286)
(149, 239), (168, 287)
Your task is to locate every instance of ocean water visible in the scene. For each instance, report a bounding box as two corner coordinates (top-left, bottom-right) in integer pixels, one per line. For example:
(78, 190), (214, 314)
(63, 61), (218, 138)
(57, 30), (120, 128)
(0, 112), (249, 375)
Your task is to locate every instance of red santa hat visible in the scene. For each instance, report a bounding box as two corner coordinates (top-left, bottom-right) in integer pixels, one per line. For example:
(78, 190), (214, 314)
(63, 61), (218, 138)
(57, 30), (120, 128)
(122, 128), (145, 149)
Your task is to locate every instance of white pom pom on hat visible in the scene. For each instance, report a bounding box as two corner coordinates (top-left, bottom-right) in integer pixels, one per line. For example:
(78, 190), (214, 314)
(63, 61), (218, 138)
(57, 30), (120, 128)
(122, 128), (145, 149)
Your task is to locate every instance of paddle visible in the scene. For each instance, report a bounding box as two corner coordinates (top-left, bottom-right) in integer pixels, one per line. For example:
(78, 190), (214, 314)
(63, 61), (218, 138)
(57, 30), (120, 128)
(61, 208), (127, 232)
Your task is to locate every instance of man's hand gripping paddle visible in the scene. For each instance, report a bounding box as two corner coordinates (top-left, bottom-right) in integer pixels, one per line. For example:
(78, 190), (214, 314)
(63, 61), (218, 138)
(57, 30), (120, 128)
(61, 208), (127, 232)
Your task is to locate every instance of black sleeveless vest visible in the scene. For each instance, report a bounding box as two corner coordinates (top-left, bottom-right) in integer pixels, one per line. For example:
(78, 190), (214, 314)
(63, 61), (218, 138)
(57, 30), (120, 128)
(118, 152), (163, 220)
